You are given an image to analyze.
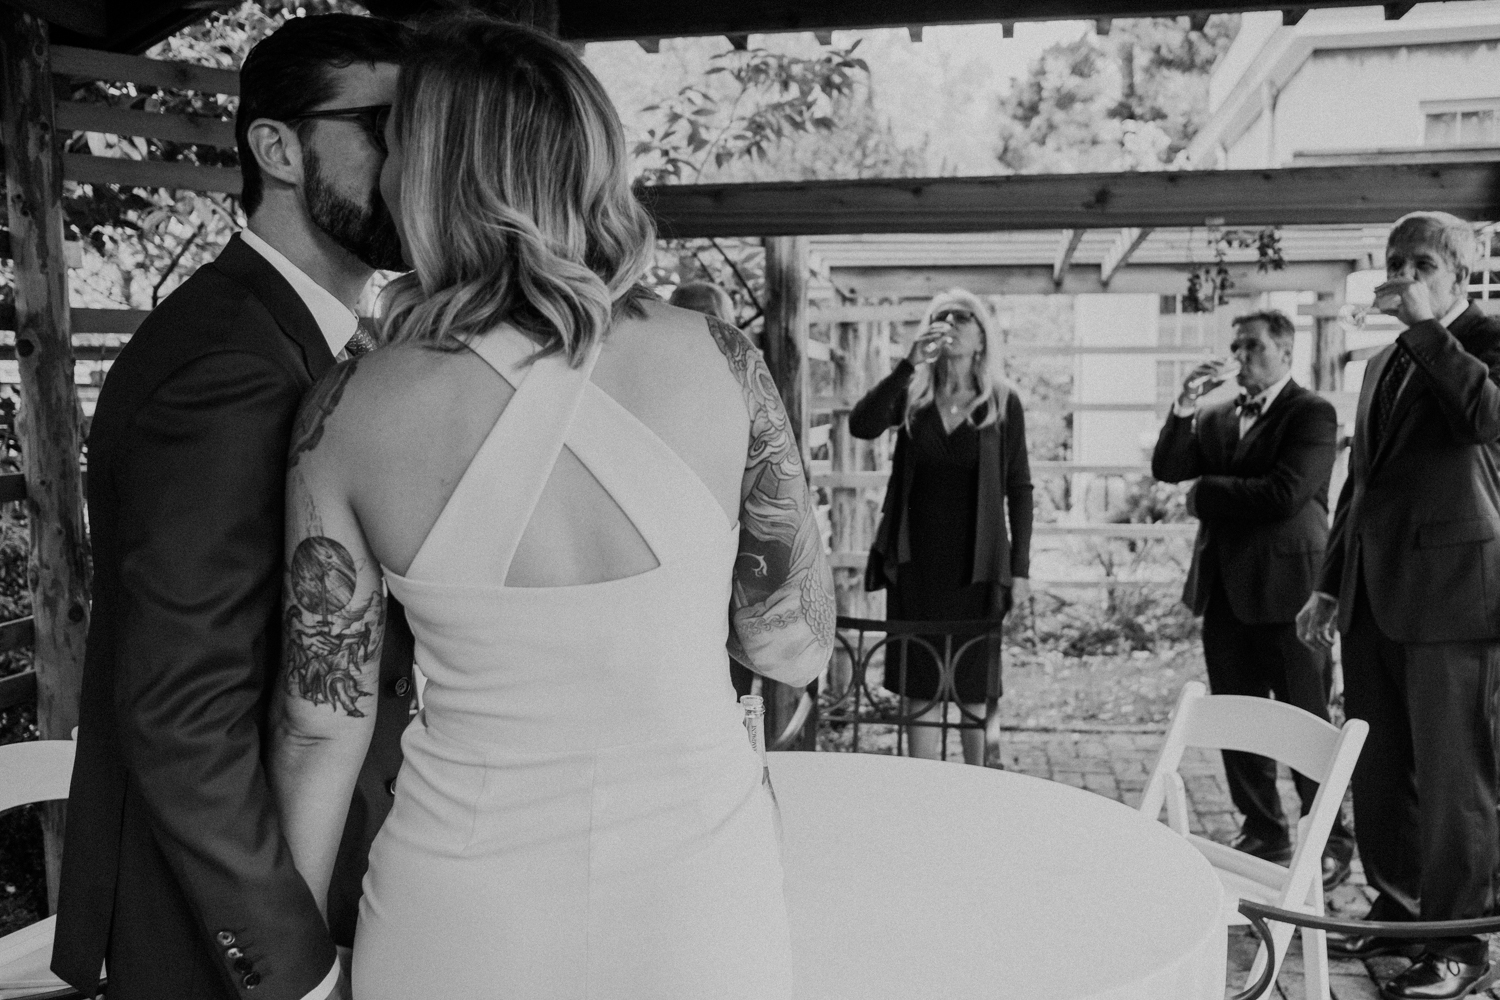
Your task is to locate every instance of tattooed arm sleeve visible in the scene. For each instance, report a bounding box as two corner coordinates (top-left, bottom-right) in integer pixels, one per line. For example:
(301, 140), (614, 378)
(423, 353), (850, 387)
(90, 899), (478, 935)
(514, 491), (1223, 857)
(707, 316), (835, 687)
(269, 358), (385, 918)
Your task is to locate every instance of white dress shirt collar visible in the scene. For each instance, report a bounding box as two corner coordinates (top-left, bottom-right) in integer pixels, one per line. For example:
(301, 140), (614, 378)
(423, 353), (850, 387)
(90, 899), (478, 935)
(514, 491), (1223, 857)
(1249, 370), (1293, 414)
(239, 228), (357, 359)
(1238, 369), (1293, 435)
(1440, 297), (1470, 329)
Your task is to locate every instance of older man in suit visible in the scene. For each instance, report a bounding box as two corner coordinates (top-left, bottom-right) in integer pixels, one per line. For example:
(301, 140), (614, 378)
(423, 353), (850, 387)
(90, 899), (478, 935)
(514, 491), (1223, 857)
(53, 17), (414, 1000)
(1154, 309), (1354, 889)
(1299, 213), (1500, 1000)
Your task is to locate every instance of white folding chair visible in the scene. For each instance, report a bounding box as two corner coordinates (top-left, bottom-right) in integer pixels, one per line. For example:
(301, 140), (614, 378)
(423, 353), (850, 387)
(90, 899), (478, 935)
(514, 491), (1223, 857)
(1139, 682), (1368, 1000)
(0, 739), (87, 1000)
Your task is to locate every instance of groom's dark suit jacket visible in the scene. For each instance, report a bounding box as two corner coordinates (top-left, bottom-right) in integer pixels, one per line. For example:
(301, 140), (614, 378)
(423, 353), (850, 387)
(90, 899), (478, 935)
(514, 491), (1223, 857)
(52, 235), (414, 1000)
(1152, 379), (1337, 624)
(1320, 302), (1500, 642)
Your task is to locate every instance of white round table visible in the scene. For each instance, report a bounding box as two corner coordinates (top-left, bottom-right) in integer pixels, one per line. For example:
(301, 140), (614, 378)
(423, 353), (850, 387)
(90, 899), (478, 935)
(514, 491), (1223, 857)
(772, 752), (1226, 1000)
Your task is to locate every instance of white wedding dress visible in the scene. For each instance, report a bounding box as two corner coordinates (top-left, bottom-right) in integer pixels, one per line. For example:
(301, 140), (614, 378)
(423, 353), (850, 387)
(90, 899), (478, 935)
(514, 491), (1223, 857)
(353, 328), (794, 999)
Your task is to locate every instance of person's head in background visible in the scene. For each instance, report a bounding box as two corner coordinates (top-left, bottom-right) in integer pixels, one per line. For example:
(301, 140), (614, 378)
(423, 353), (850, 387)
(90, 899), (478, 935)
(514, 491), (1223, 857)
(1230, 310), (1295, 397)
(905, 288), (1012, 430)
(670, 281), (736, 324)
(237, 14), (412, 280)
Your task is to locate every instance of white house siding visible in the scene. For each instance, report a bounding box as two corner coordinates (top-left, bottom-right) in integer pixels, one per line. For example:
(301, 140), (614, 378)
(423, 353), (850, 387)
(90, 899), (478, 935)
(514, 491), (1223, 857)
(1228, 40), (1500, 166)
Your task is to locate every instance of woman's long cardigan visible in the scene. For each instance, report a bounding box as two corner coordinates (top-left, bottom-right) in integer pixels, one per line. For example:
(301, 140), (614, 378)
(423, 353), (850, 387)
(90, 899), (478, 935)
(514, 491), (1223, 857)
(849, 358), (1034, 593)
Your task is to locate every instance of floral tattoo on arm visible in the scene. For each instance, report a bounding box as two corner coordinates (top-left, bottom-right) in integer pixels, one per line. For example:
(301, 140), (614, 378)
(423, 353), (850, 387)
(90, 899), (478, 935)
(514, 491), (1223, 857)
(707, 316), (836, 654)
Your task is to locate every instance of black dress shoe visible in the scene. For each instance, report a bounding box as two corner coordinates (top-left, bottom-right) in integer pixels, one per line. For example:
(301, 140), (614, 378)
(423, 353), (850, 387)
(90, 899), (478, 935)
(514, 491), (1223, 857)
(1328, 933), (1422, 960)
(1230, 831), (1295, 865)
(1322, 850), (1353, 891)
(1381, 954), (1496, 1000)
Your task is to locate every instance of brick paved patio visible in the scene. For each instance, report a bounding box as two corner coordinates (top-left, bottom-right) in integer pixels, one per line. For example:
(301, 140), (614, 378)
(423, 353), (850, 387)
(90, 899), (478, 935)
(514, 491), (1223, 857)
(995, 728), (1500, 1000)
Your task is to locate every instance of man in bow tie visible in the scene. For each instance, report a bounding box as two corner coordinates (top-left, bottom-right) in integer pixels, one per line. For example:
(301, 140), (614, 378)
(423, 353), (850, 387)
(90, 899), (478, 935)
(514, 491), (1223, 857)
(54, 16), (415, 1000)
(1153, 309), (1354, 888)
(1298, 213), (1500, 1000)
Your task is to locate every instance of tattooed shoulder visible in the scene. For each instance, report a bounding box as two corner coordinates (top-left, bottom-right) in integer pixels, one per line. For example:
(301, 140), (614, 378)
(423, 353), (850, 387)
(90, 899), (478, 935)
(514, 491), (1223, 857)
(706, 316), (757, 394)
(289, 359), (361, 470)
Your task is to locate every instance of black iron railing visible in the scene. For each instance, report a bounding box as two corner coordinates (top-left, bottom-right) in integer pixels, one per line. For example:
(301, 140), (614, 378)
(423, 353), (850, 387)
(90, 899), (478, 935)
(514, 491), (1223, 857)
(1232, 900), (1500, 1000)
(815, 615), (1006, 766)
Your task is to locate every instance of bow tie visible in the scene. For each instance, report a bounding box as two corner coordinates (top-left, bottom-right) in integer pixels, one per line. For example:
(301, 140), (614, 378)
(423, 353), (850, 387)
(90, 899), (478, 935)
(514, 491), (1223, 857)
(1236, 394), (1264, 419)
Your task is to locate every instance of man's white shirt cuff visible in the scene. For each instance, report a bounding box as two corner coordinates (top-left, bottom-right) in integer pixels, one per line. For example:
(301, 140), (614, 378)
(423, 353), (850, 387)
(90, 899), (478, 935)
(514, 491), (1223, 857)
(1172, 400), (1196, 418)
(298, 960), (340, 1000)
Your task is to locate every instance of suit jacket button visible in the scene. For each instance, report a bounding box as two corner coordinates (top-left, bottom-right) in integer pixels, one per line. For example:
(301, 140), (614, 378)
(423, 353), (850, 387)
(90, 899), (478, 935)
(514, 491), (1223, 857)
(393, 677), (411, 698)
(216, 931), (235, 946)
(226, 947), (243, 959)
(386, 776), (397, 795)
(242, 971), (262, 989)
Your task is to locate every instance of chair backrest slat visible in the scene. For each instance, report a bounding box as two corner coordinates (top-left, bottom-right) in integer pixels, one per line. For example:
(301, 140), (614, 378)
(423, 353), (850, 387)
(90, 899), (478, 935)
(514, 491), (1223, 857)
(0, 740), (76, 814)
(1176, 694), (1342, 784)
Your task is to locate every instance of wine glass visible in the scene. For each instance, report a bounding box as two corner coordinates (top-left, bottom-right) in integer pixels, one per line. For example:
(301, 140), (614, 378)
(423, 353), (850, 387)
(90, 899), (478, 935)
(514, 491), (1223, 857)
(1337, 292), (1402, 330)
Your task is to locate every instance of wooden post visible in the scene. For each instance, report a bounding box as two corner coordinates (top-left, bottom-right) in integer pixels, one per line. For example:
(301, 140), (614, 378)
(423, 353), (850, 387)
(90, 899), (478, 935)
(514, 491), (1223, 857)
(1311, 289), (1345, 391)
(1, 9), (90, 912)
(761, 236), (816, 749)
(763, 237), (809, 460)
(828, 316), (888, 614)
(825, 313), (889, 696)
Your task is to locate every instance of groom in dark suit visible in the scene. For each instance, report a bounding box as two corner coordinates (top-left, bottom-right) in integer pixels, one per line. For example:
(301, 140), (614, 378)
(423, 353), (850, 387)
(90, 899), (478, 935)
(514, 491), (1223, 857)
(1153, 309), (1354, 888)
(52, 16), (413, 1000)
(1299, 213), (1500, 1000)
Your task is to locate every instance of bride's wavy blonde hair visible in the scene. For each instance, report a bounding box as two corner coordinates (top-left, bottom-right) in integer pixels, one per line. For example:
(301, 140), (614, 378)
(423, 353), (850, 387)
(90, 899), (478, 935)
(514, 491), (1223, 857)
(904, 288), (1012, 430)
(379, 15), (656, 363)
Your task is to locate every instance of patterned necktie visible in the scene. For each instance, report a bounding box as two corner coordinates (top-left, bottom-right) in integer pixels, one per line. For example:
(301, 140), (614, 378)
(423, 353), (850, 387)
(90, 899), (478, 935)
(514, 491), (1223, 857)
(345, 317), (379, 358)
(1236, 394), (1263, 421)
(1373, 347), (1413, 441)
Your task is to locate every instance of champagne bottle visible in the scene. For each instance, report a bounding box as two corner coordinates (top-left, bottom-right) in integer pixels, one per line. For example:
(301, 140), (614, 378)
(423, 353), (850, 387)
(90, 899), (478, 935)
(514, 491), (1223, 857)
(740, 694), (785, 847)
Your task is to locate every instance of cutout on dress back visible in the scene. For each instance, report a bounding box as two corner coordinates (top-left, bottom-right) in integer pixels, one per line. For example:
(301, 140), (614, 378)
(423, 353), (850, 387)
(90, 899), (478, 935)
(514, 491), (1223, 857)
(504, 442), (660, 588)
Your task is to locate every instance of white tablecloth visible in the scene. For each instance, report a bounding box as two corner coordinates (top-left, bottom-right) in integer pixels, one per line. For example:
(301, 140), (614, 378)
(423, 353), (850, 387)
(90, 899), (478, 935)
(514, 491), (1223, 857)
(773, 752), (1226, 1000)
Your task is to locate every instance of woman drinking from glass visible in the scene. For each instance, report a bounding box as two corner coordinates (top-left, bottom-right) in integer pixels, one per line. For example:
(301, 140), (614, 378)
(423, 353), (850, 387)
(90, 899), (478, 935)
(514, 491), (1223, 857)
(850, 289), (1033, 764)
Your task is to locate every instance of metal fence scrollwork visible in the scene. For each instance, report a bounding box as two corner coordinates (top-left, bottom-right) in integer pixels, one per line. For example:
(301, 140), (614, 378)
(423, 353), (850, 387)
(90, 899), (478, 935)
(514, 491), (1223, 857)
(811, 615), (1006, 766)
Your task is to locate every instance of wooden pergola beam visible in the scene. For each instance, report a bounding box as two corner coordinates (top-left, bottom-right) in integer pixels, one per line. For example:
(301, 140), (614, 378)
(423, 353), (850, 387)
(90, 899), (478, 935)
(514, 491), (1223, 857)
(832, 261), (1355, 298)
(1053, 228), (1086, 286)
(51, 44), (238, 94)
(35, 0), (1479, 53)
(55, 99), (236, 148)
(1100, 226), (1152, 285)
(642, 161), (1500, 237)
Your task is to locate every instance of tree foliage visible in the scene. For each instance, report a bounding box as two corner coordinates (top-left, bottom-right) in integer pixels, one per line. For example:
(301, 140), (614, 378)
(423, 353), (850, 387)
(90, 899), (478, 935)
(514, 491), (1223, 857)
(633, 43), (871, 184)
(995, 16), (1240, 173)
(630, 41), (924, 331)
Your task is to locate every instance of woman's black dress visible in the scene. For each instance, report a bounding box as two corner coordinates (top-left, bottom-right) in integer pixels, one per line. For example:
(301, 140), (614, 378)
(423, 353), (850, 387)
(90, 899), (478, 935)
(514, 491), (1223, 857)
(884, 407), (1010, 704)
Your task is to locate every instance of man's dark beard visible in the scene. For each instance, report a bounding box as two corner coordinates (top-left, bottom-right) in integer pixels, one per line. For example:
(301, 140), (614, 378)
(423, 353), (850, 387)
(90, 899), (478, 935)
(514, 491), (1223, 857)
(303, 148), (406, 272)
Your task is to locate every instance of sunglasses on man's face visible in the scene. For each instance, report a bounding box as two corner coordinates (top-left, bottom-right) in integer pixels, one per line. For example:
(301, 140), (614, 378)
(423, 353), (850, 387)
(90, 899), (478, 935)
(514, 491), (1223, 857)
(283, 104), (392, 155)
(931, 309), (976, 326)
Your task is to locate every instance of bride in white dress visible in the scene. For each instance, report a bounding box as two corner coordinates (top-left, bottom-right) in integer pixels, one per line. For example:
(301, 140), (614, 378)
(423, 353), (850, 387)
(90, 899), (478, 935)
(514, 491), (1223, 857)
(267, 15), (834, 999)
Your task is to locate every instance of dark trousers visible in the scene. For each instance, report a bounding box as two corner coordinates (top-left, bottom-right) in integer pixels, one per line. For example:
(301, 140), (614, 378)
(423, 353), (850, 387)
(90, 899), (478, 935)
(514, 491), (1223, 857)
(1342, 583), (1500, 961)
(1202, 577), (1354, 854)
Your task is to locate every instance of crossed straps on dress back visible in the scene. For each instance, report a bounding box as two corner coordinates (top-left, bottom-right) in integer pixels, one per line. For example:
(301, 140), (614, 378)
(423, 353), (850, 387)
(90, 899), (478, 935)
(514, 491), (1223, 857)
(402, 325), (733, 590)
